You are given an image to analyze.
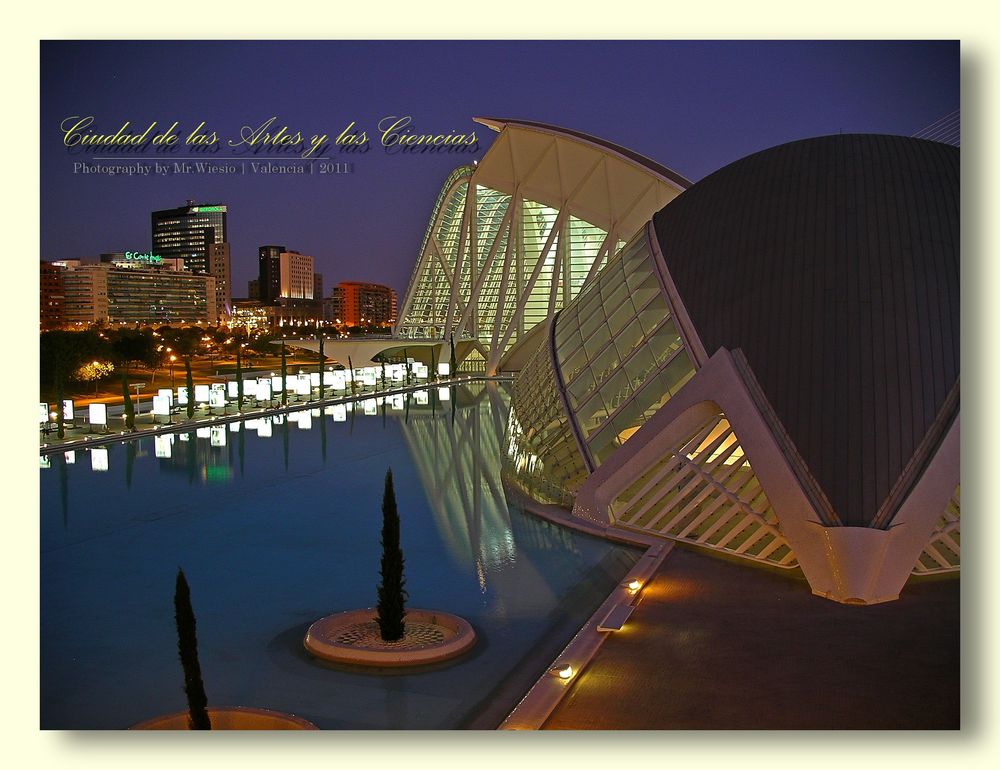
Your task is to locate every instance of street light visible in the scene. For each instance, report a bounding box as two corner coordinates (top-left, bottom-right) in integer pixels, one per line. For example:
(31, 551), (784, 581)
(169, 355), (177, 389)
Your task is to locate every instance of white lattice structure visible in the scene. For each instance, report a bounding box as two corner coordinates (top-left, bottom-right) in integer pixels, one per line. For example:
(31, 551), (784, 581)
(394, 118), (690, 373)
(912, 486), (961, 574)
(610, 411), (797, 568)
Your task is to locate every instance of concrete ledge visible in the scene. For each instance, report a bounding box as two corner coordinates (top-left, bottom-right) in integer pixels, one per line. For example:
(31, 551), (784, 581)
(130, 706), (318, 730)
(498, 541), (672, 730)
(304, 608), (476, 668)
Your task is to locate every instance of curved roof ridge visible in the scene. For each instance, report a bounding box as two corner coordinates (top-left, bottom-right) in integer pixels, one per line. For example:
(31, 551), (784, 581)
(474, 116), (692, 191)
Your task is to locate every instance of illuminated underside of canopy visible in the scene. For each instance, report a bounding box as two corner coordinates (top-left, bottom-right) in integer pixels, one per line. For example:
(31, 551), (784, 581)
(394, 118), (690, 373)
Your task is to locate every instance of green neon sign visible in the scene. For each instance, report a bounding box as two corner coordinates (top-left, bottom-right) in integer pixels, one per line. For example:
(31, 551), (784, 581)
(124, 251), (163, 264)
(192, 205), (226, 213)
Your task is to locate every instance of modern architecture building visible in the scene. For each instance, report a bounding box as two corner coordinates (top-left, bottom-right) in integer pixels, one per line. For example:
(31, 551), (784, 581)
(313, 272), (324, 303)
(395, 118), (690, 372)
(57, 260), (217, 325)
(150, 201), (228, 275)
(258, 245), (284, 303)
(150, 201), (230, 319)
(329, 281), (398, 326)
(40, 261), (64, 329)
(248, 278), (260, 300)
(272, 118), (958, 606)
(504, 133), (959, 605)
(280, 251), (314, 300)
(207, 242), (232, 319)
(258, 246), (314, 303)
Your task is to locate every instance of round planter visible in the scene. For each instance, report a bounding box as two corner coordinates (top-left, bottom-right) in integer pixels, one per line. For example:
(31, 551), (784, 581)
(131, 706), (318, 730)
(304, 607), (476, 667)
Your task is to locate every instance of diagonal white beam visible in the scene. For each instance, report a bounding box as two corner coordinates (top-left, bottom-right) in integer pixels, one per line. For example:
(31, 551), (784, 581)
(454, 201), (513, 340)
(494, 206), (570, 359)
(582, 230), (617, 289)
(430, 237), (469, 322)
(443, 188), (473, 340)
(490, 190), (519, 355)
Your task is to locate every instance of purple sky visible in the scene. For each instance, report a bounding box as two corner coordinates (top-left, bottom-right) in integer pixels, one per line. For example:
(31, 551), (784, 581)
(40, 40), (958, 299)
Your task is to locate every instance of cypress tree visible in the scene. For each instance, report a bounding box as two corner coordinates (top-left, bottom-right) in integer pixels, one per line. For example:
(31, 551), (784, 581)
(318, 333), (325, 401)
(121, 372), (135, 431)
(235, 342), (244, 410)
(430, 346), (437, 382)
(449, 334), (457, 377)
(376, 468), (407, 641)
(185, 358), (195, 419)
(348, 355), (356, 396)
(174, 569), (211, 730)
(55, 379), (65, 440)
(280, 341), (288, 406)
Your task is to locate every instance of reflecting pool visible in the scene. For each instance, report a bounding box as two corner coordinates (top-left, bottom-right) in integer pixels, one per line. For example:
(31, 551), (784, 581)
(40, 382), (639, 729)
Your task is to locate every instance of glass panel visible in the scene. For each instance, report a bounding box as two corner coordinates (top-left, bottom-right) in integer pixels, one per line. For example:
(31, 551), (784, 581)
(576, 392), (610, 437)
(659, 352), (696, 396)
(601, 272), (629, 310)
(647, 318), (683, 364)
(610, 394), (649, 444)
(636, 294), (668, 337)
(614, 316), (645, 360)
(578, 305), (604, 342)
(607, 296), (636, 336)
(566, 368), (596, 409)
(583, 323), (611, 360)
(555, 325), (582, 360)
(598, 367), (632, 414)
(629, 272), (662, 315)
(589, 423), (621, 464)
(623, 346), (657, 391)
(561, 345), (589, 385)
(589, 341), (621, 388)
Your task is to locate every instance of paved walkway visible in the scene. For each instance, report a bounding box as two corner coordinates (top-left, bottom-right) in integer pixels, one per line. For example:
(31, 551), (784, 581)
(543, 547), (959, 729)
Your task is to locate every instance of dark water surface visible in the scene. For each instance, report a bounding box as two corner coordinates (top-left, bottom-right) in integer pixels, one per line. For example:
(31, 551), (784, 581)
(40, 382), (639, 729)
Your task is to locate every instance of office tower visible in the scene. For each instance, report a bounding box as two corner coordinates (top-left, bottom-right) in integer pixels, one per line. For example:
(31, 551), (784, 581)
(279, 251), (314, 300)
(258, 245), (284, 303)
(207, 242), (231, 319)
(259, 246), (314, 302)
(151, 200), (228, 275)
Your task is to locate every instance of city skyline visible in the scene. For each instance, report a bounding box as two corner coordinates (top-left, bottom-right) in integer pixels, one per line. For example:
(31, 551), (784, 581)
(40, 41), (959, 301)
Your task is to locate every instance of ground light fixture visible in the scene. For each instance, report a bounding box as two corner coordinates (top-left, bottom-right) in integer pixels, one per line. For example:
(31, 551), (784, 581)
(548, 663), (574, 680)
(625, 579), (642, 593)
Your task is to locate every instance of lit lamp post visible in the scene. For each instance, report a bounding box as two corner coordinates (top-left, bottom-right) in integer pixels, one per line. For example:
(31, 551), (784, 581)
(169, 354), (177, 389)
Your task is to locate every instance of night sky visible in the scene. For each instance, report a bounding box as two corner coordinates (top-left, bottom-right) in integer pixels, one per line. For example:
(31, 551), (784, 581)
(40, 40), (959, 300)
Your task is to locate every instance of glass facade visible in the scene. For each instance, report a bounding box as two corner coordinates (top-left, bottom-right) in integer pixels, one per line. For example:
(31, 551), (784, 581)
(396, 166), (473, 338)
(396, 168), (622, 358)
(553, 232), (694, 466)
(505, 229), (697, 507)
(504, 335), (588, 507)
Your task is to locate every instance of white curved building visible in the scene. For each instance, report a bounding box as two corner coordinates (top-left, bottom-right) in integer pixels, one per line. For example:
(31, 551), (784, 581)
(394, 118), (690, 373)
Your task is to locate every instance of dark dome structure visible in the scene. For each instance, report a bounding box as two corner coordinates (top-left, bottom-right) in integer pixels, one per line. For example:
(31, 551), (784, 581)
(651, 134), (959, 528)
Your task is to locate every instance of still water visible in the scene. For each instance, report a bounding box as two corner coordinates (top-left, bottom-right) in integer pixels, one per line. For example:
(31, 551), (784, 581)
(40, 382), (639, 729)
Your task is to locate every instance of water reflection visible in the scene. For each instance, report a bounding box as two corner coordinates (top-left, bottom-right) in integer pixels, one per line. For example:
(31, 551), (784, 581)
(42, 382), (583, 585)
(40, 380), (640, 729)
